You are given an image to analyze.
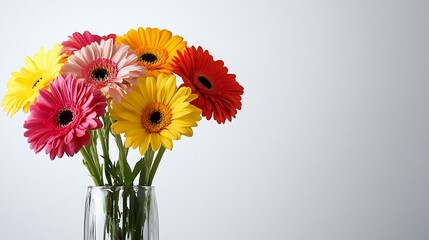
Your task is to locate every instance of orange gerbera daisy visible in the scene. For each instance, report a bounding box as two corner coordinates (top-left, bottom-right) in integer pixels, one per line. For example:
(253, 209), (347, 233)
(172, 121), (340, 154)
(116, 27), (186, 78)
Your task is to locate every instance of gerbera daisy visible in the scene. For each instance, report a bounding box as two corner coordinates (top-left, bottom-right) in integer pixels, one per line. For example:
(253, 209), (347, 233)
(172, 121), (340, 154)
(61, 30), (116, 56)
(62, 38), (145, 102)
(172, 46), (244, 124)
(110, 74), (202, 155)
(2, 44), (64, 117)
(116, 27), (186, 78)
(23, 74), (107, 160)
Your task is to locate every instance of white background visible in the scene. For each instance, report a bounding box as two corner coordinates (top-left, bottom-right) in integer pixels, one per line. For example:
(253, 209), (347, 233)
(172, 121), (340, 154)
(0, 0), (428, 239)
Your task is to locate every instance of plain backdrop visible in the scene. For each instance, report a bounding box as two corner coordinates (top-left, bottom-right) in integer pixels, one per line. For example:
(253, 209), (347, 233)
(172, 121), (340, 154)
(0, 0), (428, 239)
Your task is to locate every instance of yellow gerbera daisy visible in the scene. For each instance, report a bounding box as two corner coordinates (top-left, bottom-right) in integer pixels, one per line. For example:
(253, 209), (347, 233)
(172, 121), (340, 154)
(110, 74), (202, 155)
(116, 27), (186, 78)
(2, 44), (64, 117)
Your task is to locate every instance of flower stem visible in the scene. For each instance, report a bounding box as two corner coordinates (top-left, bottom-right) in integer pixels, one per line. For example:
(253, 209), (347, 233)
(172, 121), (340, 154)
(97, 128), (112, 186)
(148, 146), (166, 186)
(89, 132), (103, 184)
(97, 129), (108, 159)
(139, 147), (154, 186)
(114, 133), (132, 185)
(80, 147), (103, 186)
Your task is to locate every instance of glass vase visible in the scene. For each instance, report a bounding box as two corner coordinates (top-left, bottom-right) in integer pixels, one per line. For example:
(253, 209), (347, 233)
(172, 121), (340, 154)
(84, 186), (159, 240)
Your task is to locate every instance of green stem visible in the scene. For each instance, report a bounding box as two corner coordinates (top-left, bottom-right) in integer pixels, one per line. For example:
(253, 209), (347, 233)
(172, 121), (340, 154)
(97, 129), (108, 159)
(148, 146), (166, 186)
(124, 147), (129, 159)
(80, 147), (103, 186)
(97, 128), (112, 186)
(139, 147), (154, 186)
(89, 132), (103, 184)
(114, 133), (129, 185)
(103, 114), (110, 155)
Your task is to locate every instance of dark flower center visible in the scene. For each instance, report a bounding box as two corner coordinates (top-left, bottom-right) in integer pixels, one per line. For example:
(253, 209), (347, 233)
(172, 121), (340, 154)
(92, 68), (109, 81)
(150, 111), (162, 124)
(141, 53), (158, 63)
(141, 103), (172, 133)
(56, 109), (74, 127)
(198, 76), (212, 89)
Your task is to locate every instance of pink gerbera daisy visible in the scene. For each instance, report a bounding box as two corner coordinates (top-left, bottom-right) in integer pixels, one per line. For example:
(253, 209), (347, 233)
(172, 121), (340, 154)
(61, 30), (116, 55)
(62, 38), (145, 102)
(23, 74), (107, 160)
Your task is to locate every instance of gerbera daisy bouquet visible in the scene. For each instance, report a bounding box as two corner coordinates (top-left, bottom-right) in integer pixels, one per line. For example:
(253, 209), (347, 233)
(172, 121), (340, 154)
(2, 27), (244, 240)
(2, 27), (244, 187)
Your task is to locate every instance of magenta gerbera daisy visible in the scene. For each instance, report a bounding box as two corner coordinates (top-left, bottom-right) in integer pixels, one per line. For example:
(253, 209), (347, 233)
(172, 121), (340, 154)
(23, 74), (107, 160)
(62, 38), (145, 102)
(61, 30), (116, 56)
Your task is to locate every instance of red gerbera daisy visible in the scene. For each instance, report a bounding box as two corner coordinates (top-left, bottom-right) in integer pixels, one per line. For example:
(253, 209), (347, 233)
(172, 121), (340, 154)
(23, 74), (107, 160)
(172, 46), (244, 124)
(61, 30), (116, 55)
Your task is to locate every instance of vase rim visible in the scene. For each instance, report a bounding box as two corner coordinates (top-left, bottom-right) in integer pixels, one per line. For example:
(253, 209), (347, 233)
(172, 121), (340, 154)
(87, 185), (155, 190)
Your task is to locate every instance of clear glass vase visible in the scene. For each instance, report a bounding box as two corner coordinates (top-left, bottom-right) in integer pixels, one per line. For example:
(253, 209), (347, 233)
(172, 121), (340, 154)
(84, 186), (159, 240)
